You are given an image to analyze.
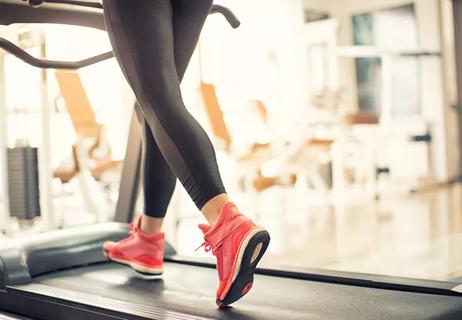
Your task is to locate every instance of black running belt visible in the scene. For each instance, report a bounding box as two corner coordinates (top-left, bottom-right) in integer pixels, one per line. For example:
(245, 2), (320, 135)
(6, 262), (462, 320)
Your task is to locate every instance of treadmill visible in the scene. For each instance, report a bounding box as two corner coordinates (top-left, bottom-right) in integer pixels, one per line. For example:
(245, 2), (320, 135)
(1, 1), (462, 319)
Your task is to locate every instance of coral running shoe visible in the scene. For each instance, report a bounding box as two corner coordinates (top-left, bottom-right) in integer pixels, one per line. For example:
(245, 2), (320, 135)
(103, 217), (164, 275)
(198, 202), (270, 307)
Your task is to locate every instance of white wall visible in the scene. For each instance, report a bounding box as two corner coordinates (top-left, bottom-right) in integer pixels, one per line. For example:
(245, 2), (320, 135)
(197, 0), (460, 181)
(330, 0), (460, 181)
(192, 0), (308, 141)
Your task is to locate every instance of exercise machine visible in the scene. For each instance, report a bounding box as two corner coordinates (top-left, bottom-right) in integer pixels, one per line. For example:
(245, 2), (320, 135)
(1, 1), (462, 319)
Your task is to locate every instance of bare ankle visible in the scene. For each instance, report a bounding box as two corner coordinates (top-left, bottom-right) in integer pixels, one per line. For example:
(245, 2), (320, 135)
(201, 193), (230, 227)
(140, 215), (164, 234)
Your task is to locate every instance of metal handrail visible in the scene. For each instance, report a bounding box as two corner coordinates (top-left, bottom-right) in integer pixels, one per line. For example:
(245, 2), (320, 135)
(26, 0), (102, 8)
(211, 4), (240, 29)
(22, 0), (241, 28)
(1, 1), (240, 69)
(0, 38), (113, 69)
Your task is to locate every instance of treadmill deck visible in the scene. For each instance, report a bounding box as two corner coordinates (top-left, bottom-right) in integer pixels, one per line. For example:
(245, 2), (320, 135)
(13, 261), (462, 320)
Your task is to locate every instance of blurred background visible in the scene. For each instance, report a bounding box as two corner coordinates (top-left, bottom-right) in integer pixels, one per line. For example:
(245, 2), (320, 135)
(1, 0), (462, 282)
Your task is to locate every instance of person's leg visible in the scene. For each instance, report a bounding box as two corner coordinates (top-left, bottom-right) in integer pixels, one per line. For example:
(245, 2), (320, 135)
(137, 105), (176, 234)
(103, 0), (227, 223)
(103, 0), (270, 305)
(169, 4), (270, 306)
(138, 0), (226, 233)
(170, 0), (230, 226)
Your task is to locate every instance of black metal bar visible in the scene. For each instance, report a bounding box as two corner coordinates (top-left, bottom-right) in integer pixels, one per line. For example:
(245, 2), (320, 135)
(210, 4), (241, 29)
(0, 0), (106, 30)
(0, 38), (113, 69)
(26, 0), (103, 9)
(113, 109), (142, 223)
(34, 0), (242, 30)
(1, 1), (240, 30)
(24, 0), (241, 28)
(0, 2), (239, 71)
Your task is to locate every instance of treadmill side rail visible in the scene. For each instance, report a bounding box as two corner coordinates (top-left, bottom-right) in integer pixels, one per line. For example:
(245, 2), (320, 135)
(0, 223), (125, 285)
(0, 248), (32, 286)
(0, 252), (8, 290)
(0, 222), (177, 285)
(453, 284), (462, 294)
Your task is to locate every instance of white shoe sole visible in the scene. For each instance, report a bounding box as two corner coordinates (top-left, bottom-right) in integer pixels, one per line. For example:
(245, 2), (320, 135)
(106, 253), (163, 275)
(219, 226), (267, 300)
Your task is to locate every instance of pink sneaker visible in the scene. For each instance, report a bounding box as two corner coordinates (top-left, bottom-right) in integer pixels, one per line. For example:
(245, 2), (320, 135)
(198, 202), (270, 307)
(103, 217), (164, 275)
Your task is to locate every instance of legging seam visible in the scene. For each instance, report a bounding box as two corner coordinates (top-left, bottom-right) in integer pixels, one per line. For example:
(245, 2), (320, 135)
(105, 1), (218, 207)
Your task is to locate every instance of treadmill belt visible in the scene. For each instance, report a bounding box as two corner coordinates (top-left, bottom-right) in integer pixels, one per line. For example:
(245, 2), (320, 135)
(20, 262), (462, 320)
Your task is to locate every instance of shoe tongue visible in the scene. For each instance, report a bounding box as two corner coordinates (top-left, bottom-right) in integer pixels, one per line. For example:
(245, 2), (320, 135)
(215, 202), (238, 228)
(198, 224), (211, 235)
(137, 229), (164, 241)
(199, 202), (240, 237)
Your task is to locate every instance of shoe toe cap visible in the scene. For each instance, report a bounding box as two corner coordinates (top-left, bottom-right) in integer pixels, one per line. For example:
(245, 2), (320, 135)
(103, 241), (117, 252)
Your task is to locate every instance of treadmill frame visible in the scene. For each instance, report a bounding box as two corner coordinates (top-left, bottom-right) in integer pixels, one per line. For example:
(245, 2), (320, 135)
(3, 282), (213, 320)
(0, 1), (462, 319)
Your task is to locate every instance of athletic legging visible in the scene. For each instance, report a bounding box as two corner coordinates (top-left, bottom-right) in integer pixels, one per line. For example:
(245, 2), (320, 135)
(103, 0), (226, 217)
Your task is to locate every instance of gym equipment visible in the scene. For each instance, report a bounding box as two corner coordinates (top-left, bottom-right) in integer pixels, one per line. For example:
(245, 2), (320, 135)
(7, 101), (41, 222)
(7, 146), (40, 220)
(53, 70), (122, 219)
(0, 25), (56, 233)
(1, 1), (462, 319)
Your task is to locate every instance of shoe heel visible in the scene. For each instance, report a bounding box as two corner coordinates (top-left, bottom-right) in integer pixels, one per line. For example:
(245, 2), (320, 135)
(247, 230), (270, 267)
(218, 230), (270, 307)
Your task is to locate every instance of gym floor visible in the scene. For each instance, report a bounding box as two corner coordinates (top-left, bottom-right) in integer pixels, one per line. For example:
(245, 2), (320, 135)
(2, 182), (461, 282)
(172, 183), (462, 282)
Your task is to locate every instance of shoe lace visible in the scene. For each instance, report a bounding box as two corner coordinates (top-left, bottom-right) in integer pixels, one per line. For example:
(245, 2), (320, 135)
(195, 239), (214, 254)
(194, 216), (247, 255)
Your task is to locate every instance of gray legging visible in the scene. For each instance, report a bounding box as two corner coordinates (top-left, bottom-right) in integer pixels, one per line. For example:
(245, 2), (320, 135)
(103, 0), (226, 217)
